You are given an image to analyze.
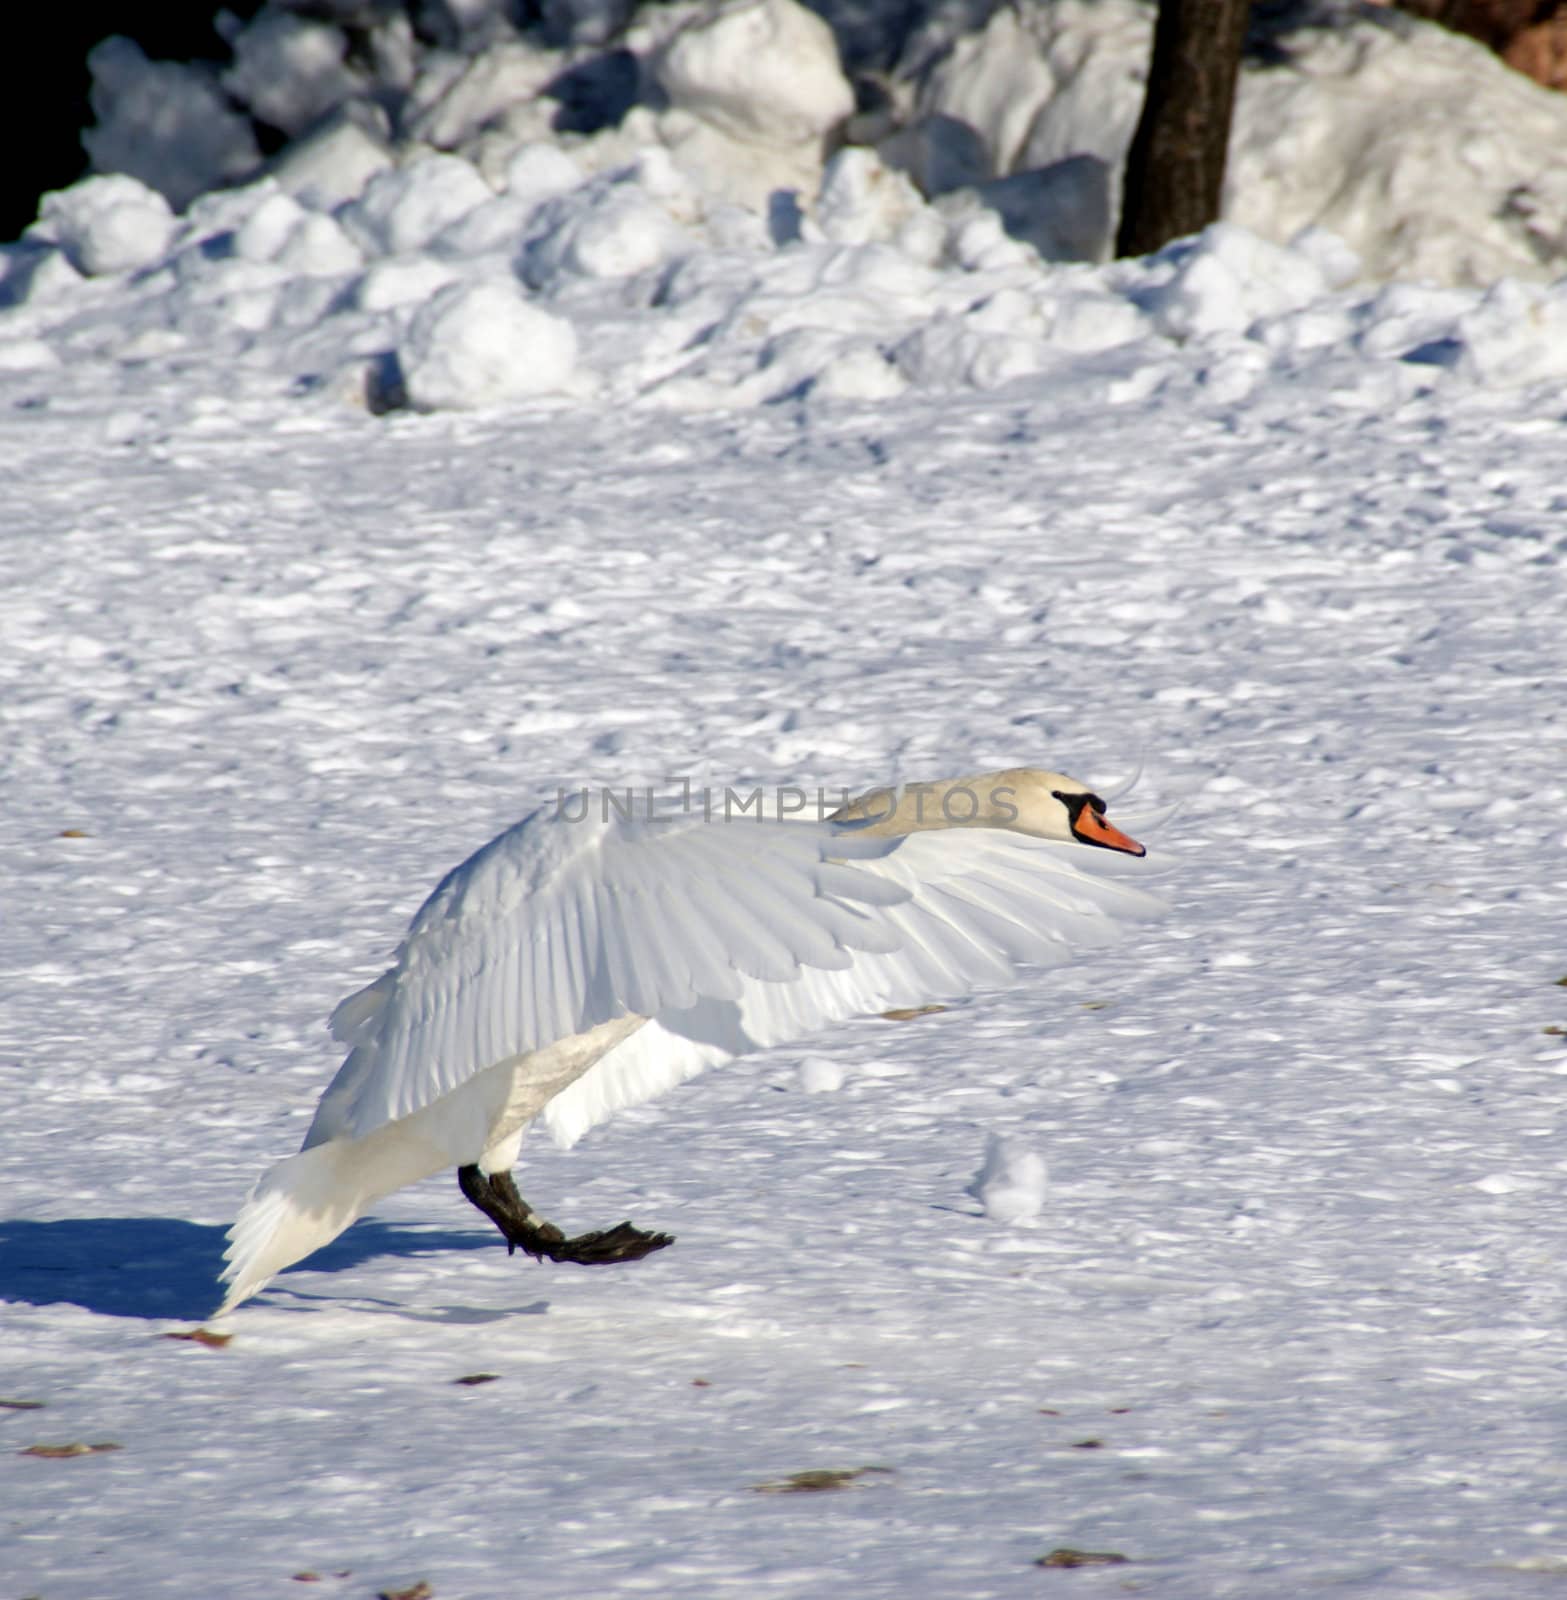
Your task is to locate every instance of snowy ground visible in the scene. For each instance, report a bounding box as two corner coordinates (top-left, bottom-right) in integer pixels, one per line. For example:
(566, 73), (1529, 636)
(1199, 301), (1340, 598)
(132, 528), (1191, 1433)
(5, 309), (1565, 1599)
(4, 5), (1567, 1595)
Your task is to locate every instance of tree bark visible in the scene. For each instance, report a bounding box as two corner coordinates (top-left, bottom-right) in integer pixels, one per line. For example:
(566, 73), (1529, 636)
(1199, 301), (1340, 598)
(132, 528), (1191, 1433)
(1115, 0), (1253, 259)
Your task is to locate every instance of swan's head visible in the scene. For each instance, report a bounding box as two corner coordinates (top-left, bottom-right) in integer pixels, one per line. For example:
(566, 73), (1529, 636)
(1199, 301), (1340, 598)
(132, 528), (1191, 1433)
(992, 768), (1146, 856)
(831, 767), (1146, 856)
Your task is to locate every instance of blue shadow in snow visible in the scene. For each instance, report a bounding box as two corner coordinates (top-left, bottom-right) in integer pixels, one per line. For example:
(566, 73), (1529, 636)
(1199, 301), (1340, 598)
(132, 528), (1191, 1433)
(0, 1215), (497, 1322)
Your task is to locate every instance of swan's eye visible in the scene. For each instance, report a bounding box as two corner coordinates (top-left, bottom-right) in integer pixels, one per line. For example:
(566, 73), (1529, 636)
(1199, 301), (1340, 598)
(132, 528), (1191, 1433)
(1053, 789), (1110, 824)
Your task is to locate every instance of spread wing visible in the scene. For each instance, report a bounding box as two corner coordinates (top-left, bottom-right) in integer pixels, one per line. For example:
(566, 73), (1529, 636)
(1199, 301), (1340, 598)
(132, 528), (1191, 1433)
(303, 793), (1165, 1152)
(303, 807), (909, 1147)
(541, 826), (1164, 1145)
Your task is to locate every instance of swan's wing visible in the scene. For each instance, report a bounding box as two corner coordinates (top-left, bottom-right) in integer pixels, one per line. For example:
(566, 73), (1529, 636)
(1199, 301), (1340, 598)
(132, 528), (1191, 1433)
(541, 827), (1165, 1146)
(304, 807), (909, 1147)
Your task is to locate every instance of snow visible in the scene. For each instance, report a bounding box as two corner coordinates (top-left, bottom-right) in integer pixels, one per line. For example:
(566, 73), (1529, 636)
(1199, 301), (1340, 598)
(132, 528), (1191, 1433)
(654, 0), (854, 148)
(909, 0), (1567, 285)
(221, 10), (364, 141)
(798, 1055), (847, 1094)
(82, 36), (261, 213)
(1227, 8), (1567, 285)
(3, 0), (1567, 1595)
(969, 1135), (1049, 1224)
(34, 174), (176, 278)
(400, 280), (579, 408)
(339, 155), (496, 257)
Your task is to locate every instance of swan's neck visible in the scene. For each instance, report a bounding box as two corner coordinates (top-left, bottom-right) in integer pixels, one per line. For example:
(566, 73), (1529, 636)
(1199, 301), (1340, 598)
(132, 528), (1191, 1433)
(831, 772), (1026, 837)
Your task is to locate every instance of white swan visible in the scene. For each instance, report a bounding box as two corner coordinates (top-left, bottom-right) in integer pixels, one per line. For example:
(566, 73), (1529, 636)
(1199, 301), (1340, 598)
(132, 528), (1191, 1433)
(217, 767), (1160, 1313)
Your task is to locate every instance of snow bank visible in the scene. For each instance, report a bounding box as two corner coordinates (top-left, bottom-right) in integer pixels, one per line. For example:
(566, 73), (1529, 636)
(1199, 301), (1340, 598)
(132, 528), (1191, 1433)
(56, 0), (1567, 291)
(1228, 9), (1567, 287)
(3, 0), (1566, 417)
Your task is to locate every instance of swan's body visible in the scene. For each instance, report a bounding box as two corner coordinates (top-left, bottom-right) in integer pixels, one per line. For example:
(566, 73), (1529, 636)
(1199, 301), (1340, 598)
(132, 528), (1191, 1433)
(218, 767), (1159, 1313)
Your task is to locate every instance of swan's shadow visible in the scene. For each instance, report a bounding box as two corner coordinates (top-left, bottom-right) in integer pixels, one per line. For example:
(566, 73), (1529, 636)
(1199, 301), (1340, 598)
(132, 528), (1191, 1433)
(0, 1215), (495, 1321)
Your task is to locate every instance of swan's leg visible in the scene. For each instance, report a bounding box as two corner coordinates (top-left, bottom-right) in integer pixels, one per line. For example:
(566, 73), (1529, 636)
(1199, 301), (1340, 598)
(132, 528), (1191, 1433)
(456, 1165), (674, 1265)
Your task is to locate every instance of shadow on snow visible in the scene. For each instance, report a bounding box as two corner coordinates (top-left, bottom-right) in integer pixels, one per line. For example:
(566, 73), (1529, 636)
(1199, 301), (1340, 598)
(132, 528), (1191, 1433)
(0, 1215), (496, 1321)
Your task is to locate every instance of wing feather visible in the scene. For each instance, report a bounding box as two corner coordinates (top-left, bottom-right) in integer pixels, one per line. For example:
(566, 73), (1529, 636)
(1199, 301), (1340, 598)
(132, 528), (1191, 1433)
(540, 827), (1164, 1144)
(302, 808), (913, 1145)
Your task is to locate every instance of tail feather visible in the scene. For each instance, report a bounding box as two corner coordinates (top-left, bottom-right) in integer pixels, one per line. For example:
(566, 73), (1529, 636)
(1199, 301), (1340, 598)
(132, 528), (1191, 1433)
(216, 1120), (452, 1315)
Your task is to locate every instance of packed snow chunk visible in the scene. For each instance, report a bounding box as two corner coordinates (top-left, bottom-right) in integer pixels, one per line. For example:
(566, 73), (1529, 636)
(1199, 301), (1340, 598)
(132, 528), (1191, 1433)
(656, 0), (854, 148)
(0, 338), (59, 372)
(969, 1134), (1048, 1224)
(797, 1054), (845, 1093)
(916, 5), (1058, 178)
(810, 343), (908, 401)
(1451, 278), (1567, 387)
(400, 280), (578, 409)
(749, 327), (901, 404)
(1136, 224), (1330, 342)
(34, 175), (176, 277)
(1045, 286), (1149, 354)
(83, 37), (260, 212)
(274, 212), (365, 277)
(1290, 226), (1363, 292)
(356, 256), (460, 313)
(406, 40), (564, 153)
(504, 144), (587, 209)
(1354, 281), (1476, 362)
(340, 154), (495, 257)
(225, 187), (359, 275)
(1011, 3), (1150, 182)
(1197, 341), (1270, 406)
(522, 185), (688, 288)
(0, 246), (82, 306)
(651, 107), (818, 216)
(266, 109), (395, 212)
(426, 194), (536, 257)
(626, 146), (703, 221)
(936, 205), (1038, 274)
(815, 149), (929, 248)
(223, 10), (361, 139)
(228, 188), (306, 262)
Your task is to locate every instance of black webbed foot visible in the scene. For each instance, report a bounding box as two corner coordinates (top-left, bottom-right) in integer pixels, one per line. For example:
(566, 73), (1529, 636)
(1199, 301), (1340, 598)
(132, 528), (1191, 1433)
(532, 1219), (676, 1264)
(457, 1165), (674, 1266)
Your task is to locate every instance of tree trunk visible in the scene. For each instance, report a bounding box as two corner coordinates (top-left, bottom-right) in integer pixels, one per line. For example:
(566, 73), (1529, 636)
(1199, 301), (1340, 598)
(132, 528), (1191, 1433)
(1115, 0), (1252, 259)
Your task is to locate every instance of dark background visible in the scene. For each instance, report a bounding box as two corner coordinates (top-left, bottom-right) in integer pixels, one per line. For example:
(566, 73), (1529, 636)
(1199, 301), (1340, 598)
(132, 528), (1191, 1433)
(0, 3), (260, 241)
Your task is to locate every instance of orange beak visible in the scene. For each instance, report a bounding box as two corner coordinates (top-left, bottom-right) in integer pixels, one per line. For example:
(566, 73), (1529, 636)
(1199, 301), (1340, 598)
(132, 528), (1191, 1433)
(1071, 808), (1146, 857)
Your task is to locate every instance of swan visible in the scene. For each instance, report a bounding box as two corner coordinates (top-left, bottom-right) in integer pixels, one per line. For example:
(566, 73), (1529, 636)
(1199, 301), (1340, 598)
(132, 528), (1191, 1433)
(217, 767), (1159, 1313)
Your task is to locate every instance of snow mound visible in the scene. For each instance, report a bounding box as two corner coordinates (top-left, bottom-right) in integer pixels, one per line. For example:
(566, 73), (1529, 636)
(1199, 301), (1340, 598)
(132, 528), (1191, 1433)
(1136, 223), (1336, 341)
(340, 155), (495, 257)
(34, 174), (174, 277)
(1229, 9), (1567, 288)
(797, 1055), (846, 1094)
(969, 1134), (1048, 1225)
(400, 280), (579, 409)
(655, 0), (853, 148)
